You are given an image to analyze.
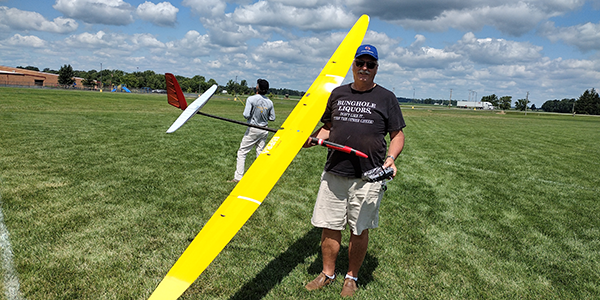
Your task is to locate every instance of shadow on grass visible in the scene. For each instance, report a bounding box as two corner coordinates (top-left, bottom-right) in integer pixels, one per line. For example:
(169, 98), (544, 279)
(229, 227), (379, 300)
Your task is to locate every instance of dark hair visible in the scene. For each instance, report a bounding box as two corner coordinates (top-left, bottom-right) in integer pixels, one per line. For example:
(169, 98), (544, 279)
(257, 79), (269, 95)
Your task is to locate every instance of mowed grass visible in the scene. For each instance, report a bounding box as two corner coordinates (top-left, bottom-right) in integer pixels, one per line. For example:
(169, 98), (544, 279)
(1, 87), (599, 299)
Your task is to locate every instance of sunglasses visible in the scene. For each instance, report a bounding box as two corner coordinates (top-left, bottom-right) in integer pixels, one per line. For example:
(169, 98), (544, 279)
(355, 59), (378, 69)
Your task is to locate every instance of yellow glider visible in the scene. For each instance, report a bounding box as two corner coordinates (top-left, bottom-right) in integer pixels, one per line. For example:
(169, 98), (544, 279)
(149, 14), (370, 300)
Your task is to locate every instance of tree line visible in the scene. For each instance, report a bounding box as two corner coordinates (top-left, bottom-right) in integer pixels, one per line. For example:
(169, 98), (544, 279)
(16, 65), (304, 97)
(480, 89), (600, 115)
(540, 89), (600, 115)
(17, 65), (599, 114)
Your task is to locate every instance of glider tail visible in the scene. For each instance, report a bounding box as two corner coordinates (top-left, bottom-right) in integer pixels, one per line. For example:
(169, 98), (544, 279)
(165, 73), (188, 110)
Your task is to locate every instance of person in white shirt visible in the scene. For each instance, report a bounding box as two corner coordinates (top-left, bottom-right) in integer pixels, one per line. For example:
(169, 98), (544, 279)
(229, 79), (276, 182)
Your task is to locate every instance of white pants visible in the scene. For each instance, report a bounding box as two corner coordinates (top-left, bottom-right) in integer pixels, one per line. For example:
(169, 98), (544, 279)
(234, 127), (269, 180)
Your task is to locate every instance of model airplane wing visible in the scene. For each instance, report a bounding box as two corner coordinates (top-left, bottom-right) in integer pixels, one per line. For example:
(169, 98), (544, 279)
(149, 14), (370, 300)
(166, 84), (218, 133)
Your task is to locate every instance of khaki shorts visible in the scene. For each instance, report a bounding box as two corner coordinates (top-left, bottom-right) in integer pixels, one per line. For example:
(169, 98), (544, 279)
(311, 171), (384, 235)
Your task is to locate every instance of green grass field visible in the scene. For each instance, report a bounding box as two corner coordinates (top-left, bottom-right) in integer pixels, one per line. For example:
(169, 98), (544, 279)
(1, 87), (599, 299)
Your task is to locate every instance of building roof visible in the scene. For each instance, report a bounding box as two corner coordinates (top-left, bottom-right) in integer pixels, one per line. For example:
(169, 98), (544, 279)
(0, 70), (26, 75)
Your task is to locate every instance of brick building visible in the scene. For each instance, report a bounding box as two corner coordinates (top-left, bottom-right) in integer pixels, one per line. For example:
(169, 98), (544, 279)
(0, 65), (85, 88)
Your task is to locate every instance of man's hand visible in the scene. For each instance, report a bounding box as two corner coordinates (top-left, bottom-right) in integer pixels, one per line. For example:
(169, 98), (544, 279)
(303, 136), (318, 148)
(383, 156), (397, 178)
(303, 123), (331, 148)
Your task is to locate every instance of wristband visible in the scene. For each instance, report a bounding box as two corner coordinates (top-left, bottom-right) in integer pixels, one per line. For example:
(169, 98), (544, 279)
(386, 155), (395, 161)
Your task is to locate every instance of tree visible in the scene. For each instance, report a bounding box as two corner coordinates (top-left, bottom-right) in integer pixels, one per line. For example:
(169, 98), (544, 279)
(111, 69), (125, 86)
(135, 70), (156, 88)
(225, 79), (237, 95)
(481, 94), (499, 107)
(176, 75), (194, 93)
(17, 65), (40, 71)
(515, 98), (530, 111)
(541, 98), (575, 113)
(188, 75), (206, 93)
(121, 73), (139, 89)
(575, 88), (600, 115)
(207, 78), (218, 89)
(81, 72), (95, 88)
(530, 104), (537, 111)
(239, 79), (250, 94)
(194, 76), (211, 93)
(42, 68), (58, 74)
(225, 79), (251, 95)
(143, 72), (165, 90)
(58, 64), (75, 86)
(499, 96), (512, 110)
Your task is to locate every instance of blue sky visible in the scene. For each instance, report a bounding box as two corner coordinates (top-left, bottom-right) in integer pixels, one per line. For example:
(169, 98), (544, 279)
(1, 0), (600, 106)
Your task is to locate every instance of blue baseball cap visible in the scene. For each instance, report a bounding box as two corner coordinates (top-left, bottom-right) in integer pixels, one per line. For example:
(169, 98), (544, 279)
(355, 44), (378, 60)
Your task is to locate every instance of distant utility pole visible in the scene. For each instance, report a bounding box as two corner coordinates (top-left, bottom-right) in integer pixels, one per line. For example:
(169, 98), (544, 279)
(449, 89), (452, 106)
(100, 63), (103, 91)
(524, 91), (529, 115)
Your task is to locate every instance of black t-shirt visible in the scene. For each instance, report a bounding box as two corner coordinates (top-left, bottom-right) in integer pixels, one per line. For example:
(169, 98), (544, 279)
(321, 84), (406, 178)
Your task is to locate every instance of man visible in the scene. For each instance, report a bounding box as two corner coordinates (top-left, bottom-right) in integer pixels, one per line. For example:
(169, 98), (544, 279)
(303, 45), (406, 297)
(229, 79), (276, 183)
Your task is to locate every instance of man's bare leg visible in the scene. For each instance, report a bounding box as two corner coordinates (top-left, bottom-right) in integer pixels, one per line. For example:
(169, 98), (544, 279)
(305, 228), (342, 291)
(321, 228), (342, 276)
(340, 229), (368, 296)
(347, 229), (368, 278)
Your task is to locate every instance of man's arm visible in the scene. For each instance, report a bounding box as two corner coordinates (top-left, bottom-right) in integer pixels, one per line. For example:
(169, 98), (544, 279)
(268, 102), (276, 121)
(242, 97), (253, 120)
(383, 129), (405, 177)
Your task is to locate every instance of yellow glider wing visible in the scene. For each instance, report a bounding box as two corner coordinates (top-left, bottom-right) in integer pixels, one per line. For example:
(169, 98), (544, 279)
(149, 14), (369, 300)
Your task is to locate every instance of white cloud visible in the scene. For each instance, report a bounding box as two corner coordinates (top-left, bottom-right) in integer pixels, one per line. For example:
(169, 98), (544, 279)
(131, 33), (165, 48)
(268, 0), (333, 8)
(202, 16), (259, 50)
(360, 30), (402, 59)
(410, 34), (427, 49)
(345, 0), (586, 36)
(395, 3), (547, 36)
(486, 64), (536, 79)
(232, 1), (356, 31)
(471, 56), (600, 100)
(63, 30), (165, 58)
(64, 31), (113, 48)
(182, 0), (226, 17)
(540, 21), (600, 52)
(252, 29), (381, 65)
(136, 1), (178, 27)
(53, 0), (135, 25)
(253, 40), (304, 64)
(376, 29), (591, 102)
(390, 47), (462, 69)
(0, 6), (78, 33)
(3, 34), (47, 47)
(451, 32), (543, 65)
(165, 30), (213, 57)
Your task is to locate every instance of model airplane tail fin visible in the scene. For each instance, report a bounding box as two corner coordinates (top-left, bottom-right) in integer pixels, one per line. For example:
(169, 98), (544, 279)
(166, 73), (188, 110)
